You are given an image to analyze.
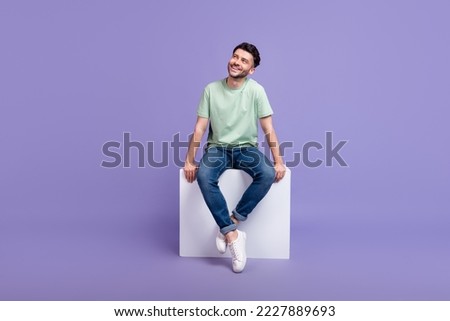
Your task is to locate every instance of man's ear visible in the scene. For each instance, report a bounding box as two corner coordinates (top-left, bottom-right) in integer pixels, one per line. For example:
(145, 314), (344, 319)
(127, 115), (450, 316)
(248, 67), (256, 75)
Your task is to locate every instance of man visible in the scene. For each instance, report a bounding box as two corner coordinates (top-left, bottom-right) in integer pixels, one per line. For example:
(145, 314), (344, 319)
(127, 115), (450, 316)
(183, 42), (285, 273)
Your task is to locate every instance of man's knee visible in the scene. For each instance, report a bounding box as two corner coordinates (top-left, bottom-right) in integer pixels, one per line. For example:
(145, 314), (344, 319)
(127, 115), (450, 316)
(196, 165), (221, 188)
(196, 166), (209, 186)
(267, 166), (276, 183)
(258, 164), (276, 185)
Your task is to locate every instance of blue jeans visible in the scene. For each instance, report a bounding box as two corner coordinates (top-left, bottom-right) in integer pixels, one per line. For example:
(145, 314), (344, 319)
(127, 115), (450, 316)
(196, 146), (276, 235)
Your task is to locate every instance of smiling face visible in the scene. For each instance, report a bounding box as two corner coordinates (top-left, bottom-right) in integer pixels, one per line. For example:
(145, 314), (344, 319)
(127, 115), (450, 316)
(227, 48), (256, 79)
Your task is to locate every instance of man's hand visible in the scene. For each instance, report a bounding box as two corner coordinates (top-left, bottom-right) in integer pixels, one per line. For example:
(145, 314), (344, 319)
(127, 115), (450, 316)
(274, 163), (286, 182)
(184, 162), (198, 183)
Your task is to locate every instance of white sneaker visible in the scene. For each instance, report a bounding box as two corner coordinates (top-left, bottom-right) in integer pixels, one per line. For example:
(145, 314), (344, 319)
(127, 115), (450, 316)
(216, 230), (227, 254)
(229, 230), (247, 273)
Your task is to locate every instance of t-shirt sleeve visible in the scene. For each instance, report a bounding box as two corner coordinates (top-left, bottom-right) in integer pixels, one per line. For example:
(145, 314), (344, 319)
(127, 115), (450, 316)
(196, 88), (210, 118)
(256, 86), (273, 118)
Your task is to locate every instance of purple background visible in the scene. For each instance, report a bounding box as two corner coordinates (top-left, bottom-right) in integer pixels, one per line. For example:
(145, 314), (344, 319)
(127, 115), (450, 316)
(1, 0), (449, 300)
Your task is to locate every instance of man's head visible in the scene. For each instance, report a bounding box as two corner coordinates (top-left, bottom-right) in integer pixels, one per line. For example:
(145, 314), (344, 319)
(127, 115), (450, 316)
(233, 42), (261, 68)
(227, 42), (261, 79)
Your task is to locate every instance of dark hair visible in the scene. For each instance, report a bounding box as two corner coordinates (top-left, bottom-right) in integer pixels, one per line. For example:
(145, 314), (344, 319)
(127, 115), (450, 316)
(233, 42), (261, 68)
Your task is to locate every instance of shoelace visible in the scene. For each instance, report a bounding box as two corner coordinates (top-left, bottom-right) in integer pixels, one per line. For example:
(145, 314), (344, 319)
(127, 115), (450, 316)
(229, 241), (242, 261)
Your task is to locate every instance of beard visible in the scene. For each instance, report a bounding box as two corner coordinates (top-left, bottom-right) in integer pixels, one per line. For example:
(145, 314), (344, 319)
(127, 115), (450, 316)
(227, 64), (249, 79)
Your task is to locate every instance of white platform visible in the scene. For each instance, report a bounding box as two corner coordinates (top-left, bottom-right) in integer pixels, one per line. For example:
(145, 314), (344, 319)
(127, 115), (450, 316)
(179, 167), (291, 259)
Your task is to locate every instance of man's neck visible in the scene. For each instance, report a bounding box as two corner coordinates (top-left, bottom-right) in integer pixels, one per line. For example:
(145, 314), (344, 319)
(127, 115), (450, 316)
(226, 77), (246, 89)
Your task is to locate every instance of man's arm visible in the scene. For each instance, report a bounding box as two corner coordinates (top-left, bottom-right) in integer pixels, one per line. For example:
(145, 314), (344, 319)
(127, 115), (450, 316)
(183, 116), (209, 183)
(260, 115), (286, 182)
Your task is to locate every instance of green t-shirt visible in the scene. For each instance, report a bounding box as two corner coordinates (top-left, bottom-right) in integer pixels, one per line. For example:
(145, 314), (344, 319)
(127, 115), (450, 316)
(197, 78), (273, 147)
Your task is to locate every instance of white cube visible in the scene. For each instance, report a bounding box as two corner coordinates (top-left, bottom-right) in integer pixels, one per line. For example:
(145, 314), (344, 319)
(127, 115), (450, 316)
(179, 167), (291, 259)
